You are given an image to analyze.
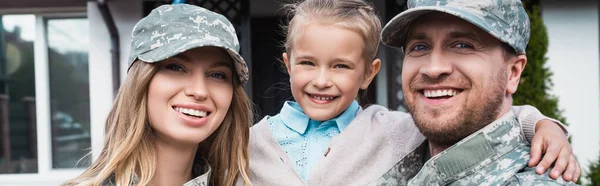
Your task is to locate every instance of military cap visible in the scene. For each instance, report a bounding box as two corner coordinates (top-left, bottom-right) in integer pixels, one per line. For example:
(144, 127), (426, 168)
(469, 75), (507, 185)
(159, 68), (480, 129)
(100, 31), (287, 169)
(128, 4), (249, 84)
(381, 0), (531, 54)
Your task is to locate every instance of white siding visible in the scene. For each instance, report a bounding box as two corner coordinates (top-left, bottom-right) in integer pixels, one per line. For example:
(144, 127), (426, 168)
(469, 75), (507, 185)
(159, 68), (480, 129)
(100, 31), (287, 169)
(542, 0), (600, 183)
(87, 0), (141, 163)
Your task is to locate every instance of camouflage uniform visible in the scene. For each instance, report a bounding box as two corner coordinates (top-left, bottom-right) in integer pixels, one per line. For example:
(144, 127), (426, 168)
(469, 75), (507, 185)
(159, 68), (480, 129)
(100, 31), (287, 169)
(373, 142), (427, 186)
(407, 111), (577, 185)
(379, 0), (578, 185)
(102, 160), (211, 186)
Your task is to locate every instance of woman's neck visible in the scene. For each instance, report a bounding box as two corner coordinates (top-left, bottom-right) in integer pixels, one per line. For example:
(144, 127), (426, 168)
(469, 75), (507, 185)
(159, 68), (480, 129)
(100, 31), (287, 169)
(149, 138), (199, 186)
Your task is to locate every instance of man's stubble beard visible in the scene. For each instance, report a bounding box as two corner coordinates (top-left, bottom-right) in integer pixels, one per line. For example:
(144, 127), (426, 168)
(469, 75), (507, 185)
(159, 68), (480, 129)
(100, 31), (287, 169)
(406, 68), (507, 147)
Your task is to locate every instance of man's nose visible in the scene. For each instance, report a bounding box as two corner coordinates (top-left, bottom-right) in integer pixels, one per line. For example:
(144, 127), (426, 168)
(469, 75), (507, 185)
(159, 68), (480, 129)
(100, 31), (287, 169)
(419, 49), (453, 79)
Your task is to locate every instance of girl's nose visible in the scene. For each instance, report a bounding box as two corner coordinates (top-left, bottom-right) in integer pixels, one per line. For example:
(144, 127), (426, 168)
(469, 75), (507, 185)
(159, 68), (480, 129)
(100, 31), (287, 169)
(312, 69), (333, 89)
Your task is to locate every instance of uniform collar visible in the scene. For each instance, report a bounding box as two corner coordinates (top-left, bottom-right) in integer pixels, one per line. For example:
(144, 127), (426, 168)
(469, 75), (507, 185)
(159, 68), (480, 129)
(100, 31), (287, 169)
(280, 100), (360, 134)
(184, 163), (211, 186)
(411, 111), (522, 184)
(103, 159), (212, 186)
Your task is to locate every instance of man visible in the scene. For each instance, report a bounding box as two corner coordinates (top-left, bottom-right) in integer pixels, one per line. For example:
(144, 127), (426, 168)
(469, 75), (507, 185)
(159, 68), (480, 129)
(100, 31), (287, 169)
(380, 0), (578, 185)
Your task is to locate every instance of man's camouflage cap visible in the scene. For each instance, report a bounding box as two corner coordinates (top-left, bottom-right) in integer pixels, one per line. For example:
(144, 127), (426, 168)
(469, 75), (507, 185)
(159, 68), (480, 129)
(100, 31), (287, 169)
(128, 4), (249, 84)
(381, 0), (531, 54)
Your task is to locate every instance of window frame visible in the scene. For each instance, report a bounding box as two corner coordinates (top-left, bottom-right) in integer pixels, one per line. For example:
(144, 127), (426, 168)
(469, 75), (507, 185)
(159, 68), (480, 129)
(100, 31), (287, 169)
(0, 11), (91, 185)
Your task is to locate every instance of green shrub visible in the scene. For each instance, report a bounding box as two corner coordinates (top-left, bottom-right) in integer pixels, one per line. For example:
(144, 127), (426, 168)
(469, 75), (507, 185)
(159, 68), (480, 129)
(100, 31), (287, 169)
(586, 156), (600, 185)
(513, 6), (567, 125)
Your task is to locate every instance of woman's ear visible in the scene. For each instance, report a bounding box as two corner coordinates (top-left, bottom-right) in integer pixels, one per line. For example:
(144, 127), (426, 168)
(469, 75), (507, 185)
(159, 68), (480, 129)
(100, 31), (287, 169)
(506, 54), (527, 94)
(361, 58), (381, 89)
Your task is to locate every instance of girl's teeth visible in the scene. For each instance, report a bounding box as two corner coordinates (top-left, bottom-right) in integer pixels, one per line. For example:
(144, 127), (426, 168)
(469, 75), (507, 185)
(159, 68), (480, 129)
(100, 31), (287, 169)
(313, 96), (333, 101)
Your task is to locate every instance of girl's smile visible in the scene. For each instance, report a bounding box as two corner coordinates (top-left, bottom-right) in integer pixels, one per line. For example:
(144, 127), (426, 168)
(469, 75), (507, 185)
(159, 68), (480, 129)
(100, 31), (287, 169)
(306, 92), (340, 104)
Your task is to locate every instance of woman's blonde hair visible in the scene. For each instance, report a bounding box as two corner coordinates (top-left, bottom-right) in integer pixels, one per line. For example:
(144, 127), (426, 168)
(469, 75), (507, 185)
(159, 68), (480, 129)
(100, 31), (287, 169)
(283, 0), (382, 64)
(63, 60), (252, 186)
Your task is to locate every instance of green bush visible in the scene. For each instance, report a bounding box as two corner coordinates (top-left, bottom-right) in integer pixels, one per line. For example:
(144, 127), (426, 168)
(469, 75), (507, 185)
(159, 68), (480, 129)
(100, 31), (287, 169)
(514, 5), (592, 185)
(513, 6), (566, 125)
(586, 155), (600, 185)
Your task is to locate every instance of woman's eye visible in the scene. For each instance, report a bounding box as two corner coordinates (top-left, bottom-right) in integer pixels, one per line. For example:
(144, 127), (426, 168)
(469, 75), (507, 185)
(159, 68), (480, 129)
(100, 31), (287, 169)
(208, 73), (227, 80)
(165, 64), (186, 72)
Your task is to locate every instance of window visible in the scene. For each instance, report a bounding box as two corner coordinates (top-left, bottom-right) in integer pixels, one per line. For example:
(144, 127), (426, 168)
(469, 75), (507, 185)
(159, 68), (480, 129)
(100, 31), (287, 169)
(0, 14), (37, 174)
(46, 18), (91, 169)
(0, 14), (90, 175)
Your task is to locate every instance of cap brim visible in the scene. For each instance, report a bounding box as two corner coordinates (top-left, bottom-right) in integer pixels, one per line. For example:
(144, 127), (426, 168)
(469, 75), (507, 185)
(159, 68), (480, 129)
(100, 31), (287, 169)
(135, 39), (249, 84)
(381, 6), (499, 49)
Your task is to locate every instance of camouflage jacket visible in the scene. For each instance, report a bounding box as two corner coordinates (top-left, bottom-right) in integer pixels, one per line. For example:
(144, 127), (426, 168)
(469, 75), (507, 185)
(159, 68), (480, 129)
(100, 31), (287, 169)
(372, 141), (428, 186)
(407, 111), (578, 186)
(101, 162), (210, 186)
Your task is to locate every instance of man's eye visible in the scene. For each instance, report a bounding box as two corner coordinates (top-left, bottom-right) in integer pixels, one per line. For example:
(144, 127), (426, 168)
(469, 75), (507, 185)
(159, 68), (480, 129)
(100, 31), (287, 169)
(453, 43), (473, 49)
(165, 64), (185, 72)
(410, 44), (429, 52)
(405, 44), (430, 56)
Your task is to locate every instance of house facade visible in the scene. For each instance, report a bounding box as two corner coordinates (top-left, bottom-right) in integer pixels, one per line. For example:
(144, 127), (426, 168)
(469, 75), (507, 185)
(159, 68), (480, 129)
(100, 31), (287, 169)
(0, 0), (597, 185)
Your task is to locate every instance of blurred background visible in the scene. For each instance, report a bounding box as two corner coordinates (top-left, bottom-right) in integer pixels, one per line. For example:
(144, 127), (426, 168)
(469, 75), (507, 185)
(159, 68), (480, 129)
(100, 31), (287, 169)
(0, 0), (597, 185)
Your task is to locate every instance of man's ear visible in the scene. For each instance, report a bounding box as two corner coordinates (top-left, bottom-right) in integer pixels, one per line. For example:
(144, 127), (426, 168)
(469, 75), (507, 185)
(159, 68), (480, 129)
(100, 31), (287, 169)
(361, 58), (381, 89)
(283, 52), (291, 75)
(506, 54), (527, 94)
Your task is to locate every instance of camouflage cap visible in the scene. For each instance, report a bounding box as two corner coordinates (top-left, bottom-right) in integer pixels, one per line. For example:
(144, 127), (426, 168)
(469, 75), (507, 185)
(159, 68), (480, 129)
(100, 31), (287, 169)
(128, 4), (249, 84)
(381, 0), (531, 54)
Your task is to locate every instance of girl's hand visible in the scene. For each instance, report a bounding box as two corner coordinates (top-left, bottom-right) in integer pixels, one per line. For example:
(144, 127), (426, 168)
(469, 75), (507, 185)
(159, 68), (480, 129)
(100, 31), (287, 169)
(528, 119), (580, 182)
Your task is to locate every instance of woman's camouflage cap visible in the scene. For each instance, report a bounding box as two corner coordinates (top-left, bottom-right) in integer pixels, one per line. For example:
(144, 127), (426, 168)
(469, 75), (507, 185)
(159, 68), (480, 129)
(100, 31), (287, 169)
(128, 4), (249, 84)
(381, 0), (530, 54)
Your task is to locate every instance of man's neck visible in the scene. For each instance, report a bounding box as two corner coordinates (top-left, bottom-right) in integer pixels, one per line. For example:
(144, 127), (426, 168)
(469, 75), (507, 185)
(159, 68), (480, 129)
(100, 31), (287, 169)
(428, 103), (513, 157)
(149, 138), (198, 186)
(428, 143), (450, 157)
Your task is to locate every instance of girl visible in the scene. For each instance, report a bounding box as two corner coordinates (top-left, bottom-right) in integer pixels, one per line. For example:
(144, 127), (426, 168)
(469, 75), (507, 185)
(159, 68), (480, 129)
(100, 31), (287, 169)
(64, 4), (251, 186)
(246, 0), (578, 185)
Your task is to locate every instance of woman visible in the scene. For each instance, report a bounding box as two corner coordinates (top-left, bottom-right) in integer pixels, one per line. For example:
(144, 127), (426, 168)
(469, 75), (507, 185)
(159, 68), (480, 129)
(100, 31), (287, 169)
(63, 4), (252, 186)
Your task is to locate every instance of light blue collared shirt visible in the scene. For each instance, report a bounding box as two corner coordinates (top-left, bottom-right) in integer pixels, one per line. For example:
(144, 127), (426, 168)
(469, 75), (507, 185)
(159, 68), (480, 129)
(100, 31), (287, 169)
(268, 100), (360, 181)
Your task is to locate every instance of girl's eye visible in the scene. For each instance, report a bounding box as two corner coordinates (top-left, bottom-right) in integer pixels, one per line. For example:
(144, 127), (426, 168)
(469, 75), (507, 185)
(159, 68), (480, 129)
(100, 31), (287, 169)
(298, 61), (314, 66)
(165, 63), (186, 72)
(334, 64), (350, 69)
(208, 72), (227, 80)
